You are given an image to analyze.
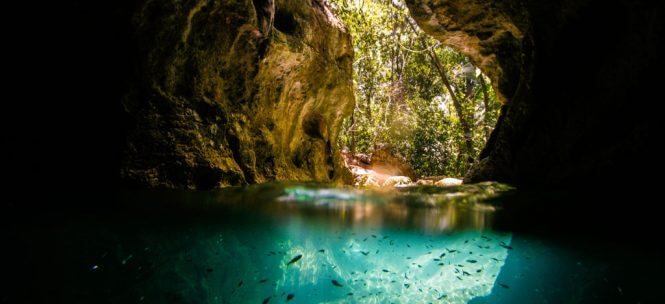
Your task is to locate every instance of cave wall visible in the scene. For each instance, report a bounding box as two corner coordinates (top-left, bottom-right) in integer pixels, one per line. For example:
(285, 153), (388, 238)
(406, 0), (664, 187)
(119, 0), (355, 189)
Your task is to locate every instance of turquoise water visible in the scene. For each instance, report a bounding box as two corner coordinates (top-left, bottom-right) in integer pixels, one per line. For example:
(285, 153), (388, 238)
(4, 183), (661, 303)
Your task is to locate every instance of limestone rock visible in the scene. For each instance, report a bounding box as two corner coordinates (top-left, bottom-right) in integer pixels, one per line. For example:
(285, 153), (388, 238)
(120, 0), (355, 189)
(383, 176), (413, 188)
(406, 0), (664, 187)
(435, 178), (464, 187)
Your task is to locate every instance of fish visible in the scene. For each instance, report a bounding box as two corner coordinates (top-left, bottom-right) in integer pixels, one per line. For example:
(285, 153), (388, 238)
(463, 271), (471, 276)
(407, 244), (411, 248)
(438, 263), (444, 266)
(476, 269), (482, 273)
(433, 258), (441, 261)
(237, 280), (243, 287)
(417, 264), (422, 268)
(500, 244), (513, 250)
(404, 283), (410, 288)
(375, 250), (379, 254)
(371, 234), (377, 238)
(347, 293), (354, 296)
(467, 259), (477, 263)
(498, 283), (510, 289)
(259, 278), (268, 283)
(481, 235), (491, 240)
(439, 253), (446, 258)
(446, 248), (457, 253)
(262, 296), (271, 304)
(383, 236), (389, 239)
(332, 280), (343, 287)
(456, 276), (463, 281)
(389, 240), (395, 246)
(464, 240), (469, 244)
(361, 251), (369, 256)
(286, 254), (302, 266)
(206, 268), (214, 272)
(363, 237), (368, 242)
(286, 293), (294, 301)
(491, 258), (501, 262)
(318, 249), (325, 253)
(382, 269), (390, 273)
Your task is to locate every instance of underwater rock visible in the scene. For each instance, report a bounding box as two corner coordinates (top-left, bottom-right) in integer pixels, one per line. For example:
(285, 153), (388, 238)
(120, 0), (354, 189)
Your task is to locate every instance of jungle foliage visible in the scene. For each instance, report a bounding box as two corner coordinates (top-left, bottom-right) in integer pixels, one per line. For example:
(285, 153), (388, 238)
(329, 0), (501, 177)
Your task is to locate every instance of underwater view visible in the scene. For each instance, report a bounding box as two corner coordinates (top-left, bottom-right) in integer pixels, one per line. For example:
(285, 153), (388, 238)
(6, 183), (661, 304)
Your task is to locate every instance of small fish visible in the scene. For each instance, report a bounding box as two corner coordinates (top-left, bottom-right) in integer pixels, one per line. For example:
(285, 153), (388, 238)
(438, 294), (447, 300)
(456, 276), (463, 281)
(332, 280), (343, 287)
(498, 283), (510, 289)
(318, 249), (325, 253)
(433, 258), (441, 261)
(206, 268), (214, 272)
(446, 248), (457, 253)
(346, 293), (354, 296)
(476, 269), (482, 273)
(286, 254), (302, 266)
(467, 259), (477, 263)
(363, 237), (368, 242)
(361, 251), (369, 256)
(500, 244), (513, 250)
(481, 235), (491, 240)
(406, 257), (411, 259)
(457, 264), (464, 267)
(389, 240), (394, 246)
(375, 250), (379, 254)
(439, 253), (446, 258)
(463, 271), (471, 276)
(382, 269), (390, 273)
(417, 264), (422, 268)
(262, 296), (271, 304)
(404, 283), (410, 289)
(286, 293), (294, 301)
(438, 263), (444, 266)
(491, 258), (501, 262)
(407, 244), (411, 248)
(259, 278), (268, 283)
(371, 234), (377, 238)
(237, 280), (243, 287)
(464, 240), (469, 244)
(383, 236), (389, 239)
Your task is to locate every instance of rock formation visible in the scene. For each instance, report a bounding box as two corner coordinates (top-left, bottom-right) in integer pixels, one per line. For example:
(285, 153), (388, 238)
(406, 0), (664, 187)
(119, 0), (355, 189)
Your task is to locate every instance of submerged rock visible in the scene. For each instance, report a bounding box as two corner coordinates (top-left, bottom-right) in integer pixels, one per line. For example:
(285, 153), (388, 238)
(120, 0), (354, 189)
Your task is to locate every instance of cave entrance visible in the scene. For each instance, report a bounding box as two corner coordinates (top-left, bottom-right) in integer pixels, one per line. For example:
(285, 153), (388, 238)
(329, 0), (501, 186)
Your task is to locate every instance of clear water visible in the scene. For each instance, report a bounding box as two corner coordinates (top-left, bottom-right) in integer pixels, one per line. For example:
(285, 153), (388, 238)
(5, 183), (662, 303)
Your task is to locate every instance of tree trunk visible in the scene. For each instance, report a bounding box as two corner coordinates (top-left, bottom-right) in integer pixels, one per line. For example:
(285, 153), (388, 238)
(478, 74), (492, 141)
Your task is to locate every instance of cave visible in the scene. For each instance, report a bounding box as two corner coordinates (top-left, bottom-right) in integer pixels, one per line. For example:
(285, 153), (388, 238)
(4, 0), (664, 303)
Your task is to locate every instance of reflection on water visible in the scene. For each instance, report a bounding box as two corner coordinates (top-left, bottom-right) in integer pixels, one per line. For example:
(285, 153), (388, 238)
(201, 182), (513, 234)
